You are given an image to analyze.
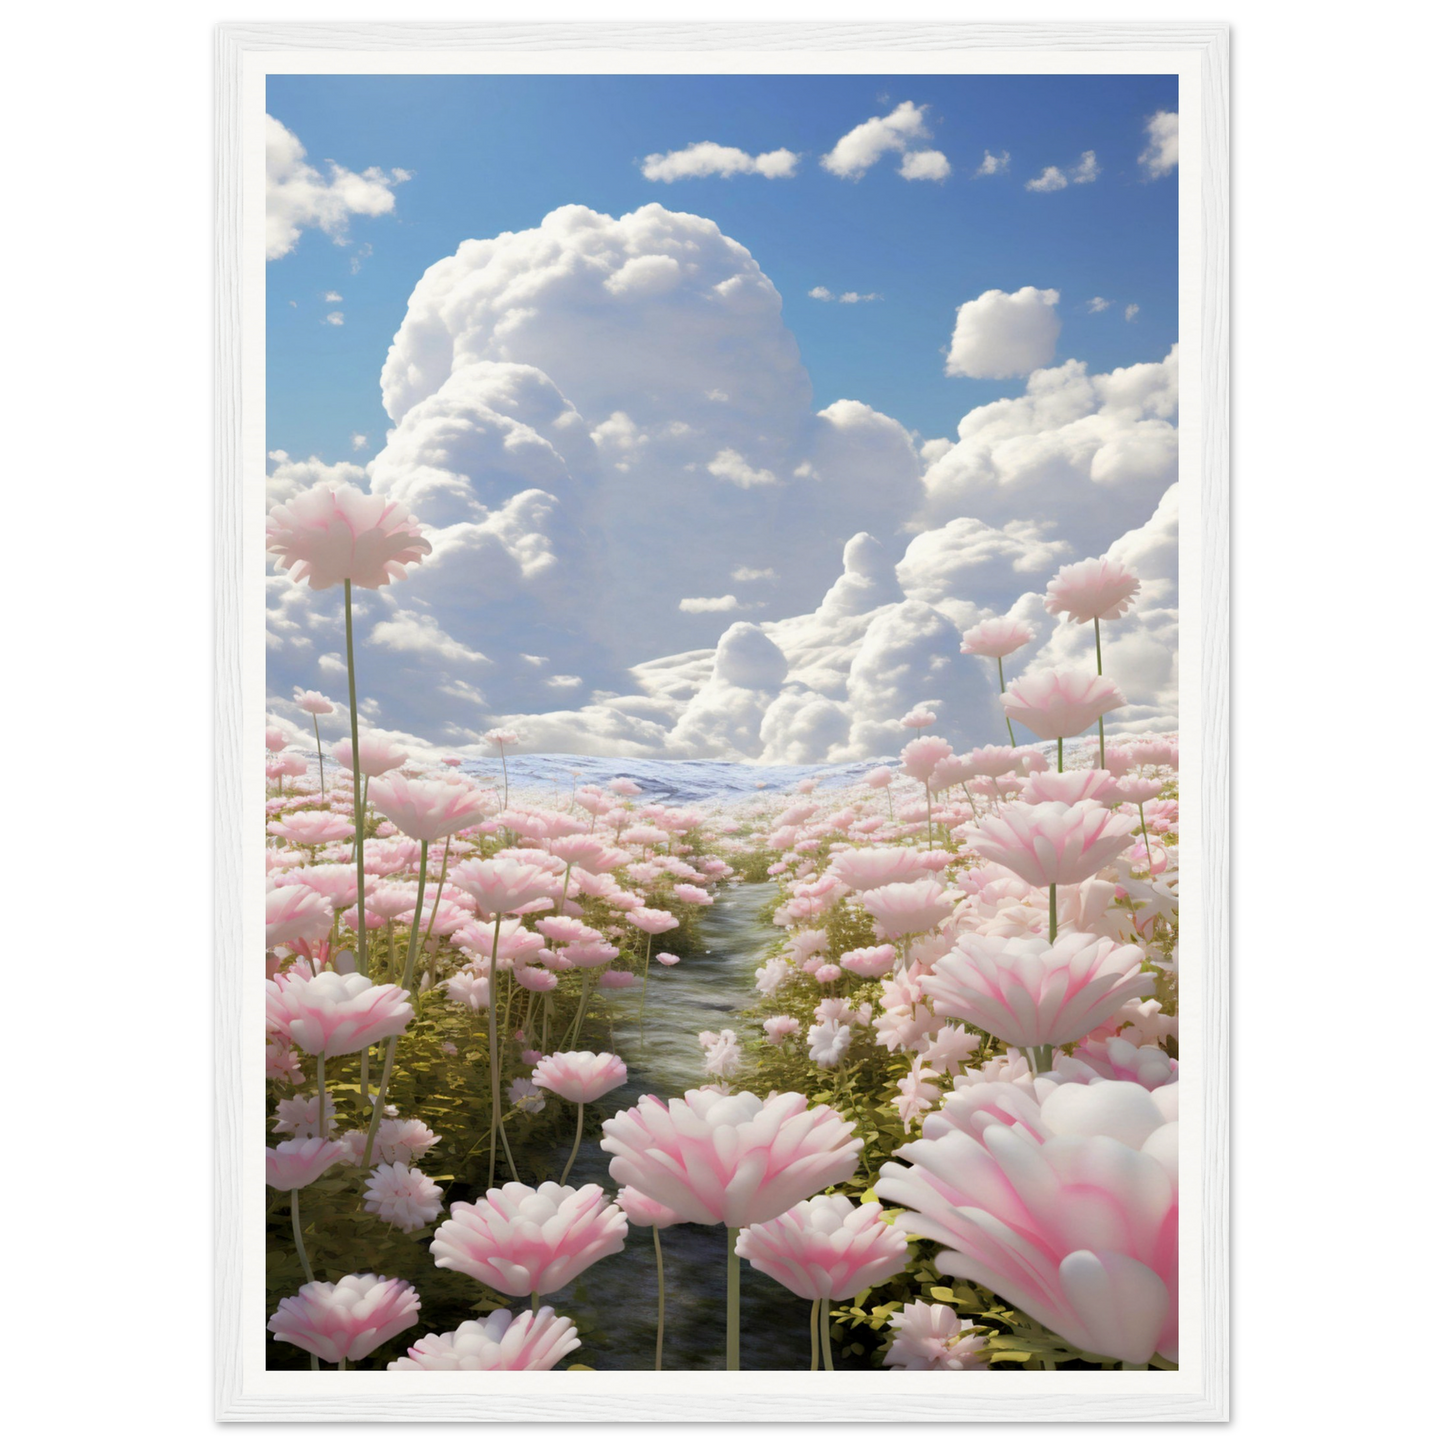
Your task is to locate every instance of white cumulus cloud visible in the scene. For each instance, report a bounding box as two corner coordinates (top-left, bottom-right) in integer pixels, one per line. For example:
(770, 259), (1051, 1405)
(1025, 166), (1069, 193)
(975, 150), (1010, 177)
(1139, 111), (1179, 179)
(679, 595), (743, 614)
(898, 149), (951, 182)
(642, 142), (800, 182)
(821, 101), (931, 179)
(945, 286), (1062, 380)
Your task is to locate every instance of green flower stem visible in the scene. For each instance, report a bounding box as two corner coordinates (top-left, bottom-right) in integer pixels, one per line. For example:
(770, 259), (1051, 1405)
(315, 1052), (327, 1137)
(417, 832), (453, 956)
(1049, 883), (1057, 943)
(638, 932), (654, 1047)
(726, 1226), (741, 1370)
(1095, 617), (1107, 768)
(290, 1188), (314, 1283)
(1028, 1043), (1054, 1074)
(809, 1298), (819, 1371)
(1138, 803), (1152, 864)
(487, 917), (504, 1188)
(564, 971), (595, 1051)
(361, 838), (429, 1169)
(653, 1225), (666, 1370)
(1057, 737), (1064, 772)
(998, 657), (1017, 747)
(530, 1290), (540, 1314)
(343, 580), (368, 978)
(560, 1100), (585, 1185)
(337, 1358), (347, 1371)
(821, 1297), (834, 1371)
(311, 714), (326, 798)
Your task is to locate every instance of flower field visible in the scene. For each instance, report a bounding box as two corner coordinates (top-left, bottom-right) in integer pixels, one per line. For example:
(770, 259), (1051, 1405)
(263, 482), (1180, 1374)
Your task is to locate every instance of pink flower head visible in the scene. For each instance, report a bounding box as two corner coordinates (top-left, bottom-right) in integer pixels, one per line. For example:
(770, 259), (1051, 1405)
(265, 1136), (348, 1191)
(267, 812), (354, 846)
(965, 801), (1135, 887)
(923, 932), (1154, 1047)
(332, 733), (409, 778)
(431, 1182), (628, 1297)
(883, 1301), (990, 1371)
(368, 775), (492, 843)
(857, 879), (954, 939)
(266, 725), (287, 752)
(389, 1307), (580, 1371)
(899, 707), (937, 730)
(763, 1015), (801, 1044)
(1044, 556), (1141, 624)
(840, 944), (898, 978)
(827, 846), (927, 892)
(451, 857), (560, 919)
(266, 482), (431, 591)
(1022, 768), (1121, 806)
(597, 969), (637, 989)
(1111, 775), (1167, 804)
(600, 1089), (862, 1228)
(294, 689), (336, 716)
(1002, 668), (1127, 742)
(265, 970), (414, 1057)
(627, 907), (679, 936)
(877, 1080), (1178, 1364)
(960, 616), (1036, 659)
(656, 952), (680, 967)
(617, 1186), (684, 1229)
(957, 745), (1019, 781)
(865, 766), (894, 788)
(532, 1050), (627, 1104)
(364, 1162), (444, 1231)
(1072, 1036), (1179, 1090)
(265, 884), (333, 948)
(267, 1273), (421, 1364)
(736, 1193), (910, 1301)
(446, 971), (491, 1012)
(900, 735), (955, 783)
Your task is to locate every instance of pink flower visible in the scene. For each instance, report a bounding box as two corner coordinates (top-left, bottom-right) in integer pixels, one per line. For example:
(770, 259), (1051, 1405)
(878, 1080), (1178, 1364)
(266, 482), (431, 591)
(656, 952), (679, 967)
(451, 857), (560, 918)
(340, 1117), (439, 1166)
(894, 1060), (943, 1129)
(806, 1019), (851, 1067)
(266, 725), (287, 751)
(368, 775), (492, 843)
(265, 884), (333, 947)
(332, 733), (409, 777)
(1044, 556), (1141, 624)
(265, 1136), (348, 1191)
(865, 766), (894, 788)
(840, 944), (897, 978)
(364, 1162), (444, 1231)
(389, 1307), (580, 1371)
(267, 812), (354, 846)
(960, 616), (1035, 659)
(883, 1301), (990, 1371)
(965, 801), (1135, 887)
(958, 744), (1023, 780)
(294, 689), (336, 715)
(857, 879), (954, 939)
(267, 1273), (421, 1364)
(923, 932), (1154, 1047)
(617, 1186), (684, 1229)
(532, 1050), (627, 1103)
(265, 970), (414, 1057)
(1002, 668), (1127, 742)
(446, 971), (491, 1011)
(1072, 1037), (1179, 1090)
(763, 1015), (800, 1044)
(600, 1090), (861, 1228)
(899, 706), (937, 730)
(431, 1182), (628, 1296)
(627, 906), (679, 935)
(900, 735), (954, 783)
(1021, 768), (1122, 805)
(827, 846), (927, 892)
(736, 1194), (910, 1300)
(597, 969), (637, 989)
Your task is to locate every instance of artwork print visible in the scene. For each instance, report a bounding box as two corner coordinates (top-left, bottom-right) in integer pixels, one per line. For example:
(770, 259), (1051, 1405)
(254, 60), (1196, 1389)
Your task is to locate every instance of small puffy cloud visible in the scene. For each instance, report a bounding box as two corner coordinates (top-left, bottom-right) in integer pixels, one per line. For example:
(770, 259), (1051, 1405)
(323, 311), (345, 326)
(1125, 303), (1140, 322)
(1025, 165), (1069, 193)
(545, 674), (583, 689)
(945, 286), (1061, 380)
(812, 287), (879, 303)
(1072, 150), (1100, 183)
(821, 101), (930, 179)
(809, 286), (834, 301)
(898, 149), (951, 182)
(679, 595), (743, 614)
(641, 142), (800, 182)
(1087, 297), (1112, 314)
(350, 432), (368, 451)
(975, 149), (1010, 177)
(324, 291), (343, 302)
(732, 565), (776, 582)
(265, 115), (408, 261)
(1139, 111), (1179, 179)
(708, 449), (777, 488)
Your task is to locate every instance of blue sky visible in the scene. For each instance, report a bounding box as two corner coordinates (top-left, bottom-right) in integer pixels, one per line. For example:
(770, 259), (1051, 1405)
(266, 72), (1178, 464)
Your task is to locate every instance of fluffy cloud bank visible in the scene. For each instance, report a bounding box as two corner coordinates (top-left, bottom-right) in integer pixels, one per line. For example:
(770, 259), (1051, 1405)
(820, 102), (947, 181)
(267, 203), (1178, 762)
(945, 286), (1061, 380)
(265, 115), (409, 261)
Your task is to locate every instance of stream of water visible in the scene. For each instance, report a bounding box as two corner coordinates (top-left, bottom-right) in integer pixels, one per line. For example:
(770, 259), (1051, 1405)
(533, 880), (830, 1372)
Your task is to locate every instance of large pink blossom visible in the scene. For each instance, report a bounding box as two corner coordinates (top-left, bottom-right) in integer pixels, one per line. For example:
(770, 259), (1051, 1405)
(922, 932), (1154, 1047)
(265, 969), (413, 1057)
(877, 1080), (1178, 1364)
(266, 812), (354, 846)
(627, 906), (679, 935)
(265, 1136), (348, 1191)
(736, 1194), (910, 1300)
(450, 857), (560, 919)
(617, 1186), (684, 1230)
(1021, 768), (1122, 805)
(332, 734), (409, 777)
(431, 1182), (628, 1296)
(600, 1090), (861, 1228)
(965, 801), (1135, 887)
(1002, 668), (1127, 741)
(826, 846), (927, 892)
(368, 775), (492, 842)
(267, 1274), (421, 1364)
(960, 616), (1036, 659)
(900, 736), (955, 783)
(266, 482), (431, 591)
(265, 884), (333, 947)
(856, 879), (954, 939)
(389, 1307), (580, 1371)
(363, 1162), (444, 1231)
(1044, 556), (1141, 624)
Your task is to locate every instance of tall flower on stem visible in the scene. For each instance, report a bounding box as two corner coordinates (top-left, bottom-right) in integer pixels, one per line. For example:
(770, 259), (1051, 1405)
(1044, 557), (1140, 767)
(266, 1137), (347, 1306)
(601, 1090), (861, 1370)
(531, 1050), (628, 1184)
(295, 690), (336, 796)
(486, 728), (521, 809)
(266, 481), (431, 992)
(627, 906), (678, 1046)
(618, 1188), (683, 1370)
(268, 1273), (420, 1369)
(960, 617), (1036, 748)
(1002, 667), (1127, 773)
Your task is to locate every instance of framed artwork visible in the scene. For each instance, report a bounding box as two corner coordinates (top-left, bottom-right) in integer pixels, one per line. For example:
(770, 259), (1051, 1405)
(217, 20), (1228, 1423)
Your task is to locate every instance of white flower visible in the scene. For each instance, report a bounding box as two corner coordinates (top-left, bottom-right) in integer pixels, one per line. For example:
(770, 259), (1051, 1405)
(700, 1028), (743, 1078)
(754, 957), (790, 996)
(807, 1019), (852, 1068)
(364, 1162), (444, 1231)
(884, 1301), (989, 1371)
(508, 1077), (546, 1114)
